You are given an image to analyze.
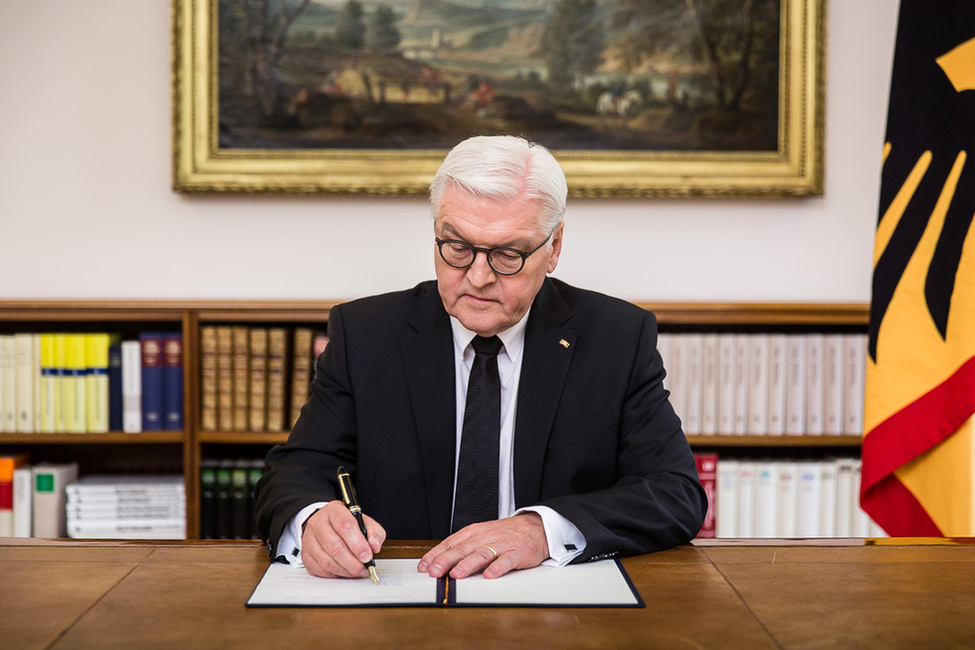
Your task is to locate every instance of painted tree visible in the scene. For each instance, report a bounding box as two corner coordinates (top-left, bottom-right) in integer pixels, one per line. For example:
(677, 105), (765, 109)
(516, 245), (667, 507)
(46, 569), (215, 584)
(367, 6), (401, 53)
(543, 0), (605, 96)
(219, 0), (312, 122)
(610, 0), (779, 111)
(335, 0), (367, 51)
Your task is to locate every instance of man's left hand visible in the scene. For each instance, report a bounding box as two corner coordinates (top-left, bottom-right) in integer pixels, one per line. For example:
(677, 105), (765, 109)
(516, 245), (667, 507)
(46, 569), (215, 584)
(417, 512), (549, 580)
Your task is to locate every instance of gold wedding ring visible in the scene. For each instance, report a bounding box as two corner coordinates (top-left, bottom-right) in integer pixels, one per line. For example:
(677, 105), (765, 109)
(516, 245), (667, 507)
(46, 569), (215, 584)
(482, 545), (499, 560)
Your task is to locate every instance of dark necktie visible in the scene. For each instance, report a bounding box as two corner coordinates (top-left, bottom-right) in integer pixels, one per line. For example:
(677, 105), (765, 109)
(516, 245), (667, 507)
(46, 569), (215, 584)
(452, 335), (503, 533)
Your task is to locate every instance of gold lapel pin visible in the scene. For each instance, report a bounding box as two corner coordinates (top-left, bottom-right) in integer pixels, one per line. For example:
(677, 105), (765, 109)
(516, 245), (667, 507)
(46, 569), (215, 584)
(559, 339), (570, 348)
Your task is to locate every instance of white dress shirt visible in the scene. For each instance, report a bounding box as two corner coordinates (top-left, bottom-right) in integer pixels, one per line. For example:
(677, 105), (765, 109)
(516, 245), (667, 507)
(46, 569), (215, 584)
(276, 310), (586, 567)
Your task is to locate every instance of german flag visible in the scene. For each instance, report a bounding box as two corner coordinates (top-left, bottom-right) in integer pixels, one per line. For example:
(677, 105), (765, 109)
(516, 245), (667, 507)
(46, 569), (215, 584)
(862, 1), (975, 536)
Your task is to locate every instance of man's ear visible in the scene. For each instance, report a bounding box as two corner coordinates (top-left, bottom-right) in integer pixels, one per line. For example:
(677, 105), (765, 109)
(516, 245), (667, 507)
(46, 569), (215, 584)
(546, 223), (564, 274)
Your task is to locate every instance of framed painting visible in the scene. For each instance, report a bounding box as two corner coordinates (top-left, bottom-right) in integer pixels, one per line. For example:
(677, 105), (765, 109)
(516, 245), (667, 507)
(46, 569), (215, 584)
(172, 0), (824, 197)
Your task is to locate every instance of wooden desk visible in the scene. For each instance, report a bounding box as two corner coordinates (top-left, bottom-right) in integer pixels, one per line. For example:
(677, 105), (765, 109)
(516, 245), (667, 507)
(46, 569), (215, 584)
(2, 539), (974, 649)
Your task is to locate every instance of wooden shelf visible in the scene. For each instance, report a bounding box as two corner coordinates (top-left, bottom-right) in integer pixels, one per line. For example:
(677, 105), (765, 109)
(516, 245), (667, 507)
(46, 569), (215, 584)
(1, 299), (870, 540)
(198, 432), (290, 445)
(685, 434), (862, 448)
(641, 302), (868, 326)
(0, 432), (184, 445)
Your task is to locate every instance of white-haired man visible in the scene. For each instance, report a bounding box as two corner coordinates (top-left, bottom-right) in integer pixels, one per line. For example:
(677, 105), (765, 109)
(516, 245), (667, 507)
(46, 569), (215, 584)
(256, 135), (706, 581)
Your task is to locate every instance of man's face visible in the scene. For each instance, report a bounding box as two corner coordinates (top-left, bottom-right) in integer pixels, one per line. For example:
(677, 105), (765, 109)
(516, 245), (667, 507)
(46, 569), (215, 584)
(434, 186), (562, 337)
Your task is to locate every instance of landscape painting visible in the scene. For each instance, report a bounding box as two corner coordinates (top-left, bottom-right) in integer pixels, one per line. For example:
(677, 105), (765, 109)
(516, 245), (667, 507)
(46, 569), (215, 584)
(173, 0), (824, 196)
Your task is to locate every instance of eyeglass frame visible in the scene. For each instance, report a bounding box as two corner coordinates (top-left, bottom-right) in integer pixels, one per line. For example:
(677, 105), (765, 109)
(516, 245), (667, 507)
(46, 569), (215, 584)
(435, 228), (556, 276)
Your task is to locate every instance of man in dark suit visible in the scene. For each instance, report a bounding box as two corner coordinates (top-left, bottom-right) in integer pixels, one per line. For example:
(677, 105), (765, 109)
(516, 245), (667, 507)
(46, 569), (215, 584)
(255, 135), (706, 581)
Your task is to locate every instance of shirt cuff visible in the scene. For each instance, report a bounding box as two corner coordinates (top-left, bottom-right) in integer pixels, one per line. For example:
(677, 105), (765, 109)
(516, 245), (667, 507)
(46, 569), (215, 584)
(517, 505), (586, 566)
(275, 502), (328, 568)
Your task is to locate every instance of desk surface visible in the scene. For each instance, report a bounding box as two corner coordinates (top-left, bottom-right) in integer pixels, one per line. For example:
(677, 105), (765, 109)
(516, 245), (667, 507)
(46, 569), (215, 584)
(2, 539), (974, 649)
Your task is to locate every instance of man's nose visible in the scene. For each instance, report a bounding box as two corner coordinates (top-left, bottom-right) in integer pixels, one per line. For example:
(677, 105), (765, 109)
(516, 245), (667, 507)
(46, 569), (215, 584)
(466, 251), (496, 286)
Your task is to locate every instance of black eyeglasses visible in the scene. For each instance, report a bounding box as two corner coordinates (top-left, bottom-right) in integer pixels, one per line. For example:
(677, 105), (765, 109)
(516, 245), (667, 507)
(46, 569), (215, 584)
(435, 230), (554, 276)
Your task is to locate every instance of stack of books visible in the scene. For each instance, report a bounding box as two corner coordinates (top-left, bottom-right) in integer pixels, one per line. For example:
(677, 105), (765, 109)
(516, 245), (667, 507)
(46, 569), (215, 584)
(693, 453), (886, 539)
(66, 475), (186, 539)
(0, 331), (183, 434)
(199, 458), (264, 540)
(660, 332), (867, 436)
(199, 325), (327, 433)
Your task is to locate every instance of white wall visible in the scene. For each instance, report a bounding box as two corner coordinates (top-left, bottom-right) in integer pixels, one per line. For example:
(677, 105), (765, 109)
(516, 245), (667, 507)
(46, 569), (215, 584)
(0, 1), (898, 303)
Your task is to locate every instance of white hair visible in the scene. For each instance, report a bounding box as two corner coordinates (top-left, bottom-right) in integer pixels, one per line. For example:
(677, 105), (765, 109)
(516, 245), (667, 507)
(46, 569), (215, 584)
(429, 135), (567, 233)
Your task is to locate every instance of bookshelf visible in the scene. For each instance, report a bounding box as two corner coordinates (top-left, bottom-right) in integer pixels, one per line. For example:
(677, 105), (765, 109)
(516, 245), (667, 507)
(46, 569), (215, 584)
(0, 299), (868, 539)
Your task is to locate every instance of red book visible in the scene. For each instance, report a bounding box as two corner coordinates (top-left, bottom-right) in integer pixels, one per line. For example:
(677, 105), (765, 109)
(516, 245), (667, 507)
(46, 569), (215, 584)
(140, 333), (164, 431)
(694, 452), (718, 538)
(0, 454), (29, 536)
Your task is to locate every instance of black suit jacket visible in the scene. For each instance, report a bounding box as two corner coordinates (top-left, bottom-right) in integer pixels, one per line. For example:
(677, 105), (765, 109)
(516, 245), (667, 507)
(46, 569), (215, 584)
(255, 278), (706, 562)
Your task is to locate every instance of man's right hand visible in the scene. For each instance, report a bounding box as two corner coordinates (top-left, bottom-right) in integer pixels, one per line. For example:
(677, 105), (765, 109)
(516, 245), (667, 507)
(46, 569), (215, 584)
(300, 500), (386, 578)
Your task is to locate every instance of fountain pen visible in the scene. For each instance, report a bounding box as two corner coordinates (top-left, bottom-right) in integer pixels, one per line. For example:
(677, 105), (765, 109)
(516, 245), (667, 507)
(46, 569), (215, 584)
(336, 466), (379, 584)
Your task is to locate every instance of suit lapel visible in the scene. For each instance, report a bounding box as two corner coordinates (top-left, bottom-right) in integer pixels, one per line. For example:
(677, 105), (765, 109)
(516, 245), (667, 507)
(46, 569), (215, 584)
(401, 287), (456, 537)
(514, 280), (576, 507)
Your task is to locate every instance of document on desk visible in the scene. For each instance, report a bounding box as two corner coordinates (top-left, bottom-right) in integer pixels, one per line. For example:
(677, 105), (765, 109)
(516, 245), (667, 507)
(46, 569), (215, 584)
(247, 558), (644, 608)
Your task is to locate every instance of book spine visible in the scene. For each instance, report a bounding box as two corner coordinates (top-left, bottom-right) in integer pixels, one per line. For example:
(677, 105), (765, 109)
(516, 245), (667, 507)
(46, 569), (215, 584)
(716, 334), (736, 435)
(715, 459), (739, 538)
(823, 335), (845, 435)
(13, 465), (32, 537)
(851, 460), (871, 537)
(290, 328), (314, 428)
(231, 461), (250, 539)
(108, 341), (123, 431)
(14, 333), (35, 433)
(32, 334), (41, 433)
(231, 326), (250, 432)
(162, 334), (184, 431)
(735, 461), (755, 537)
(834, 458), (855, 537)
(200, 460), (217, 539)
(216, 327), (233, 431)
(32, 463), (79, 538)
(266, 328), (288, 432)
(140, 333), (164, 431)
(248, 328), (268, 432)
(733, 335), (749, 435)
(752, 461), (777, 538)
(694, 452), (717, 538)
(66, 504), (186, 518)
(216, 461), (233, 539)
(699, 334), (719, 436)
(818, 460), (837, 537)
(39, 334), (57, 433)
(775, 462), (798, 537)
(766, 334), (787, 435)
(784, 335), (807, 435)
(0, 483), (11, 536)
(63, 334), (87, 434)
(67, 519), (185, 540)
(843, 334), (867, 435)
(0, 335), (16, 432)
(52, 334), (66, 433)
(746, 334), (769, 435)
(0, 456), (25, 536)
(199, 327), (218, 432)
(796, 461), (822, 537)
(121, 340), (142, 433)
(804, 334), (825, 435)
(85, 333), (111, 433)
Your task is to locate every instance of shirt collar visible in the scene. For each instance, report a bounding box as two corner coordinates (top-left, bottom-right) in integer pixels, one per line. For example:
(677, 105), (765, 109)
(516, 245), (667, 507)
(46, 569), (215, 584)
(449, 308), (530, 365)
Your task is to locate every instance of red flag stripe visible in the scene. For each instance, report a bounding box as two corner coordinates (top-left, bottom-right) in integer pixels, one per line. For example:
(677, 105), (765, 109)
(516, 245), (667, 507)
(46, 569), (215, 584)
(861, 354), (975, 493)
(861, 472), (943, 536)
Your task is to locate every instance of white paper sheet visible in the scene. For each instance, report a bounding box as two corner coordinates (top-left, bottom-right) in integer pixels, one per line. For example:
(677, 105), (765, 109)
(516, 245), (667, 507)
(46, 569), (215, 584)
(247, 558), (438, 607)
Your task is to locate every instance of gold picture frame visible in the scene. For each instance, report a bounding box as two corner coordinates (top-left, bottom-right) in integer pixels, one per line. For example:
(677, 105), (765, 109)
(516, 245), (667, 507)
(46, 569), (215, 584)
(172, 0), (824, 197)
